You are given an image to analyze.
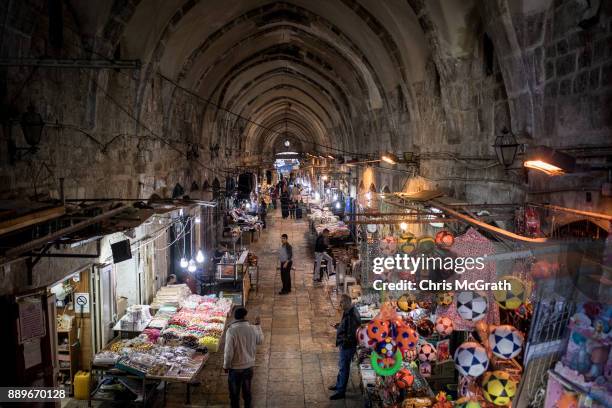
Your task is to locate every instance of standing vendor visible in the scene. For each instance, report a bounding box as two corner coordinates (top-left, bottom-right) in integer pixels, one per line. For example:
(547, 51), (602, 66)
(329, 294), (361, 400)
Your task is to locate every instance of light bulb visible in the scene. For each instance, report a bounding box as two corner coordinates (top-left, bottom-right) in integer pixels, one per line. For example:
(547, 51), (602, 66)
(335, 202), (341, 209)
(180, 257), (188, 268)
(321, 175), (328, 181)
(179, 209), (184, 216)
(195, 216), (201, 224)
(326, 188), (331, 194)
(196, 250), (205, 263)
(187, 259), (196, 273)
(333, 194), (338, 201)
(246, 202), (251, 209)
(400, 222), (408, 231)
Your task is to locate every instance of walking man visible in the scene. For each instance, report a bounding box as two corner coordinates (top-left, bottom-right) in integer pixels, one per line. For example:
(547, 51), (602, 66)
(278, 233), (293, 294)
(329, 294), (361, 400)
(223, 307), (264, 408)
(314, 228), (334, 282)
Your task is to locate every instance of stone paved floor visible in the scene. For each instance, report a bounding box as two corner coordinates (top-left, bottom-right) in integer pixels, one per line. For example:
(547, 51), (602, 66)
(69, 209), (364, 408)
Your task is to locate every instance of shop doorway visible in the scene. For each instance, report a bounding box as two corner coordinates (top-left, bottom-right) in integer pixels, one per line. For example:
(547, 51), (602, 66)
(47, 267), (94, 394)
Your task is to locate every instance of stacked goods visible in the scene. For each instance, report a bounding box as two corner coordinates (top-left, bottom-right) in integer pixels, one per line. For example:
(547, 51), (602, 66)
(150, 284), (191, 309)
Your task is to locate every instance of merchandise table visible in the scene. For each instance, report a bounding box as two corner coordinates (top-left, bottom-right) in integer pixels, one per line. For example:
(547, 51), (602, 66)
(89, 351), (209, 407)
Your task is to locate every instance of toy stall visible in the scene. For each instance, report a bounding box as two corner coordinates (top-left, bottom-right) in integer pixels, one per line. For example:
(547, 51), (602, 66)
(347, 197), (537, 407)
(542, 302), (611, 408)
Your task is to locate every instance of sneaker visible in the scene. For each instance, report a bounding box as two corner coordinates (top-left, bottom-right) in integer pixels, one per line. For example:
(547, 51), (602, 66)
(278, 291), (287, 295)
(329, 393), (345, 400)
(328, 385), (337, 391)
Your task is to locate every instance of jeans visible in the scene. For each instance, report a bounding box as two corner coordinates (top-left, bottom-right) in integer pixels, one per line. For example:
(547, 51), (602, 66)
(315, 252), (334, 279)
(335, 346), (356, 393)
(228, 367), (253, 408)
(280, 261), (292, 292)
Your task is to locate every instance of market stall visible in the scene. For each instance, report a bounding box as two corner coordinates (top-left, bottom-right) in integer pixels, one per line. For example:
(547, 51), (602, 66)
(89, 291), (232, 405)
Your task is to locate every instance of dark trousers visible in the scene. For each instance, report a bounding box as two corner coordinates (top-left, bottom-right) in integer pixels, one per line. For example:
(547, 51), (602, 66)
(228, 367), (253, 408)
(334, 346), (356, 393)
(280, 261), (292, 292)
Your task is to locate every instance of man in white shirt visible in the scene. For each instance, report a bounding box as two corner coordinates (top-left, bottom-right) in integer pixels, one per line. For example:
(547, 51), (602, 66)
(223, 307), (264, 408)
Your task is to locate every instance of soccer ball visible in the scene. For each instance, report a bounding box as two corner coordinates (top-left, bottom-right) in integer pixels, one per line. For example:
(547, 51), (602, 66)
(435, 316), (454, 337)
(376, 337), (397, 358)
(494, 276), (529, 310)
(456, 291), (488, 321)
(436, 292), (453, 306)
(418, 342), (437, 362)
(356, 326), (375, 349)
(395, 325), (419, 351)
(453, 342), (489, 377)
(417, 236), (436, 253)
(458, 402), (481, 408)
(482, 370), (517, 406)
(489, 325), (524, 359)
(367, 319), (389, 342)
(398, 294), (418, 312)
(394, 368), (414, 389)
(417, 319), (435, 338)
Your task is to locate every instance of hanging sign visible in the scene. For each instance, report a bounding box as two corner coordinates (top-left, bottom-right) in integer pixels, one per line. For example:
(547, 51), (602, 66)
(18, 296), (46, 344)
(75, 292), (90, 314)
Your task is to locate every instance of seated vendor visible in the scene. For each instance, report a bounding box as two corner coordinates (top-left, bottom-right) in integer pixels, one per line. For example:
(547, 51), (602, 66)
(166, 274), (177, 285)
(214, 244), (228, 263)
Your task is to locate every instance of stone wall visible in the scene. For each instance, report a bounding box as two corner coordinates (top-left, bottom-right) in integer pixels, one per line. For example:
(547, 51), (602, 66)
(0, 0), (202, 200)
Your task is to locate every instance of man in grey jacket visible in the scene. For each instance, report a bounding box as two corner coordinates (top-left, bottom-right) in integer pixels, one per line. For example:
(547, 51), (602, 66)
(223, 307), (264, 408)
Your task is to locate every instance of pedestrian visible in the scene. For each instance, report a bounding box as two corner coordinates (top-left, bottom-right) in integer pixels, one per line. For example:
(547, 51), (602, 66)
(289, 199), (295, 219)
(259, 199), (267, 229)
(329, 294), (361, 400)
(314, 228), (335, 282)
(223, 307), (264, 408)
(278, 233), (293, 294)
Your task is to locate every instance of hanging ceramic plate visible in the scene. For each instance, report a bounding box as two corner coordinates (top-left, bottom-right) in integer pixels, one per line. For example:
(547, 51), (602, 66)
(367, 224), (377, 233)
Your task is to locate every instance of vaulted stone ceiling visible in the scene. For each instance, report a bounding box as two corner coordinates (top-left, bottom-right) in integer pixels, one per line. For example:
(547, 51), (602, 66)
(102, 0), (435, 157)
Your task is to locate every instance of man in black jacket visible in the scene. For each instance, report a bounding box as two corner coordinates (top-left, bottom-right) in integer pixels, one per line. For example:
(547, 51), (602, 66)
(329, 294), (361, 400)
(314, 228), (334, 282)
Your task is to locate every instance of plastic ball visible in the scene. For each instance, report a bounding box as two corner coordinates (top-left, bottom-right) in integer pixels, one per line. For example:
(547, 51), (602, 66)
(418, 342), (437, 362)
(367, 319), (389, 343)
(436, 292), (453, 306)
(395, 325), (419, 352)
(435, 230), (455, 247)
(397, 294), (418, 312)
(494, 276), (530, 310)
(489, 325), (524, 360)
(376, 337), (397, 358)
(394, 368), (414, 389)
(456, 291), (488, 321)
(435, 316), (454, 337)
(417, 319), (434, 338)
(482, 370), (517, 406)
(356, 326), (375, 349)
(454, 342), (489, 377)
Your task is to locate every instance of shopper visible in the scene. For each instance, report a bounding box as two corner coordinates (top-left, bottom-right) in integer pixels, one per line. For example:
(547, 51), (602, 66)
(288, 199), (296, 219)
(314, 228), (335, 282)
(259, 199), (267, 229)
(329, 294), (361, 400)
(278, 233), (293, 294)
(223, 307), (264, 408)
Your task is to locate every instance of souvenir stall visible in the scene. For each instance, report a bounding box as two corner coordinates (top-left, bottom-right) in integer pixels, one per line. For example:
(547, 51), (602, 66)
(225, 205), (263, 245)
(348, 194), (536, 408)
(542, 302), (611, 408)
(88, 289), (232, 405)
